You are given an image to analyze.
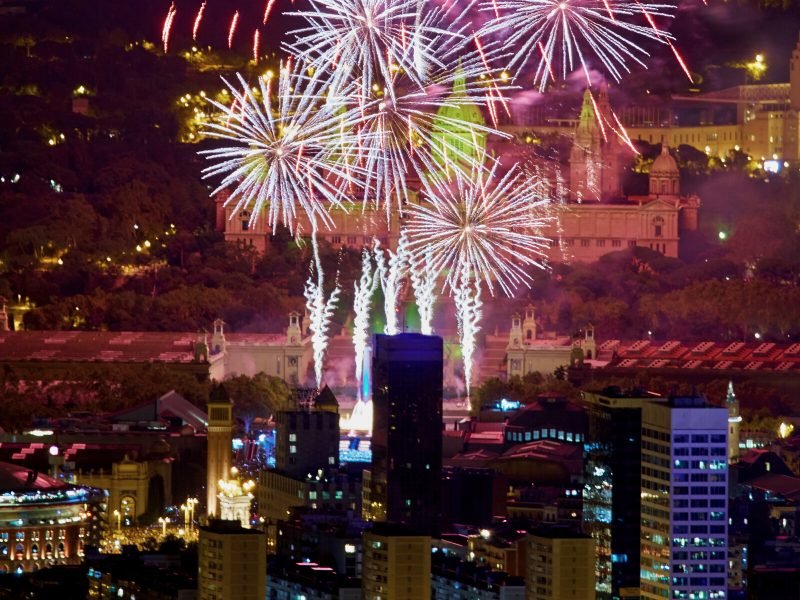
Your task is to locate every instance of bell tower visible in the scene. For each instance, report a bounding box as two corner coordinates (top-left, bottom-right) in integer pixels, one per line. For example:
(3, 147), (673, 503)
(206, 385), (233, 519)
(522, 305), (537, 343)
(507, 313), (523, 349)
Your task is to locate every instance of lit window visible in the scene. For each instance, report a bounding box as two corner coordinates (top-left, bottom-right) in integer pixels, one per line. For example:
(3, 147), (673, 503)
(289, 445), (297, 454)
(289, 433), (297, 442)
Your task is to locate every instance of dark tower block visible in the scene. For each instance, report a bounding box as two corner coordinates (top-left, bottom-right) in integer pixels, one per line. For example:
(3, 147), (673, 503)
(370, 334), (443, 536)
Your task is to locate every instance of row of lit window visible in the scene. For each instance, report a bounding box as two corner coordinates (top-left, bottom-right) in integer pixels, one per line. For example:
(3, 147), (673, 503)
(563, 239), (631, 248)
(672, 473), (727, 483)
(673, 525), (726, 535)
(672, 537), (727, 548)
(506, 430), (583, 443)
(674, 447), (727, 457)
(672, 486), (727, 496)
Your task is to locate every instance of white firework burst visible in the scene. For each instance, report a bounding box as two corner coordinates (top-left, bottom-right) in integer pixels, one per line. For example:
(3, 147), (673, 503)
(479, 0), (675, 90)
(199, 63), (364, 235)
(286, 0), (476, 99)
(288, 0), (510, 216)
(406, 155), (555, 298)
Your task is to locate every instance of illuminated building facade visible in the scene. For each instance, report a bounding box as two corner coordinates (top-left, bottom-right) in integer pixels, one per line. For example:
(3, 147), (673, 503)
(506, 307), (596, 379)
(369, 334), (443, 536)
(526, 526), (595, 600)
(639, 397), (728, 600)
(582, 389), (665, 600)
(362, 523), (432, 600)
(198, 519), (266, 600)
(0, 462), (104, 573)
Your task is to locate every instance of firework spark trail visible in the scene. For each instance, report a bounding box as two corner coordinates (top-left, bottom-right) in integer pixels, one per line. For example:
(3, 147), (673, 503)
(353, 247), (379, 396)
(304, 231), (341, 388)
(406, 154), (555, 298)
(228, 11), (240, 49)
(479, 0), (676, 91)
(263, 0), (278, 24)
(162, 2), (177, 53)
(453, 266), (481, 403)
(374, 234), (409, 336)
(409, 245), (439, 335)
(253, 30), (261, 63)
(199, 63), (366, 235)
(193, 1), (206, 41)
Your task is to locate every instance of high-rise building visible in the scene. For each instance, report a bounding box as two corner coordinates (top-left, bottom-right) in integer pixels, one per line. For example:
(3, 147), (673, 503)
(206, 386), (233, 518)
(526, 526), (595, 600)
(639, 396), (728, 600)
(362, 522), (432, 600)
(275, 385), (340, 479)
(582, 388), (665, 599)
(198, 519), (266, 600)
(370, 333), (443, 535)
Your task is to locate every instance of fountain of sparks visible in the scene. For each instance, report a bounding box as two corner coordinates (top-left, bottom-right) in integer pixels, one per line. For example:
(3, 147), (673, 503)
(453, 267), (482, 402)
(353, 247), (379, 399)
(409, 246), (439, 335)
(374, 233), (410, 336)
(303, 233), (341, 388)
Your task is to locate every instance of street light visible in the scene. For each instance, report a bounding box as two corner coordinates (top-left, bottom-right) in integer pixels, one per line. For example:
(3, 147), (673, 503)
(186, 497), (199, 530)
(158, 517), (169, 537)
(113, 510), (121, 531)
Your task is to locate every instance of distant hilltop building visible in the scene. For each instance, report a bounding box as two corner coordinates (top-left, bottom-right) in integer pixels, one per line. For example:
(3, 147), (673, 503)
(545, 85), (700, 262)
(506, 32), (800, 167)
(216, 81), (699, 263)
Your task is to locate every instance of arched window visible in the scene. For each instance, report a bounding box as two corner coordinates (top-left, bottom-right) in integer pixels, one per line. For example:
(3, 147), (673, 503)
(31, 544), (38, 557)
(57, 542), (65, 558)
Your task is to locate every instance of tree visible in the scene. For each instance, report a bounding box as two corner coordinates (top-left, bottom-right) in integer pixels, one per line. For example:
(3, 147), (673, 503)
(220, 373), (291, 434)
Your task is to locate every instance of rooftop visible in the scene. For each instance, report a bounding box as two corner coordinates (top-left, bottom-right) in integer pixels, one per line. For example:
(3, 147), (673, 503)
(0, 330), (290, 365)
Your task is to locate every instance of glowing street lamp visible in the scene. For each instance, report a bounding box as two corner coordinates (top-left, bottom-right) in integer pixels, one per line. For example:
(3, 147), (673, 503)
(113, 510), (121, 531)
(158, 517), (169, 536)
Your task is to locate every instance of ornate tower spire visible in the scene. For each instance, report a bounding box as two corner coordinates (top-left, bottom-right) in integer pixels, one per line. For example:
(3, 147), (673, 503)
(727, 380), (741, 464)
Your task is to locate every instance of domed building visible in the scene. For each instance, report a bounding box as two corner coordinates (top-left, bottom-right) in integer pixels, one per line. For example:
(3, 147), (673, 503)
(0, 462), (104, 572)
(542, 86), (700, 262)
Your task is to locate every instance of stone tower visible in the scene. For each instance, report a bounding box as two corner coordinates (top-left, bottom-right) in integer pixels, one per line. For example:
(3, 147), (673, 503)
(206, 385), (233, 519)
(569, 85), (623, 202)
(727, 380), (741, 464)
(522, 305), (537, 343)
(507, 313), (523, 350)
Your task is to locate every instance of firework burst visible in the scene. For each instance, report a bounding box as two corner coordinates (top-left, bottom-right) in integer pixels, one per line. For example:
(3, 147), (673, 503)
(479, 0), (675, 90)
(199, 64), (365, 235)
(286, 0), (472, 99)
(406, 155), (555, 298)
(288, 0), (508, 216)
